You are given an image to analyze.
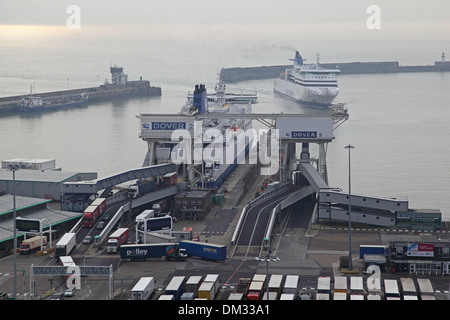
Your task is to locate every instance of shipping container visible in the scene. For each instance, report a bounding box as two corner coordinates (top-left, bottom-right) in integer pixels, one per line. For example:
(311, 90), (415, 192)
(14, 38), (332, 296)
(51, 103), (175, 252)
(131, 277), (154, 300)
(165, 276), (186, 300)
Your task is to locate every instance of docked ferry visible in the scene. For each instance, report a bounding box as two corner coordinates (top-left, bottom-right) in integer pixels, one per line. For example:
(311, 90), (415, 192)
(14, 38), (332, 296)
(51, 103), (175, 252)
(17, 93), (89, 111)
(274, 51), (340, 106)
(155, 84), (254, 189)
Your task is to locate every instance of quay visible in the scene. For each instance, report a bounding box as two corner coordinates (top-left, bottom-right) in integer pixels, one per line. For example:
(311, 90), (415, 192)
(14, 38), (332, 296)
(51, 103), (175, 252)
(220, 55), (450, 82)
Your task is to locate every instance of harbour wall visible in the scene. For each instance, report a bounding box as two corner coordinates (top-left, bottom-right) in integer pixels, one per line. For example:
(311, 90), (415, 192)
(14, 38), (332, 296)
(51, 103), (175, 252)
(220, 61), (450, 82)
(0, 80), (161, 112)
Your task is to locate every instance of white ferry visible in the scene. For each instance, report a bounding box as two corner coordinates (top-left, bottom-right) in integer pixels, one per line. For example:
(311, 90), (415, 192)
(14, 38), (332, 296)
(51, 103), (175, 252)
(274, 51), (340, 106)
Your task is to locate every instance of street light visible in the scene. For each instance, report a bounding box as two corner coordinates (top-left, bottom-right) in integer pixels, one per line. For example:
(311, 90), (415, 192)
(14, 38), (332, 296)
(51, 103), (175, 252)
(256, 248), (280, 301)
(8, 164), (19, 299)
(344, 144), (355, 271)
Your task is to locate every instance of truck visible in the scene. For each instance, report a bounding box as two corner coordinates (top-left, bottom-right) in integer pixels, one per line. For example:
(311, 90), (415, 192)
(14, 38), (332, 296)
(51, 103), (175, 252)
(400, 277), (418, 299)
(82, 205), (100, 227)
(162, 172), (177, 187)
(179, 240), (227, 261)
(107, 228), (129, 253)
(128, 180), (156, 199)
(19, 236), (47, 254)
(186, 276), (202, 298)
(90, 197), (107, 215)
(131, 277), (155, 300)
(55, 232), (76, 261)
(152, 198), (169, 215)
(268, 274), (283, 298)
(119, 243), (187, 261)
(417, 278), (435, 300)
(165, 276), (186, 300)
(384, 279), (400, 300)
(316, 276), (331, 300)
(247, 280), (265, 300)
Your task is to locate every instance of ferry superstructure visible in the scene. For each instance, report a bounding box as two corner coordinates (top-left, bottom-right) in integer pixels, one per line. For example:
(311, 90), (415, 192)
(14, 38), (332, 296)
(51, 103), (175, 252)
(274, 51), (340, 106)
(153, 84), (254, 189)
(187, 79), (258, 105)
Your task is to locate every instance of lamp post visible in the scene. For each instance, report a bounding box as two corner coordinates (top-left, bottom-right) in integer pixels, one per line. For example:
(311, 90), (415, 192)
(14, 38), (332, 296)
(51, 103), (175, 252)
(9, 164), (19, 299)
(344, 144), (355, 271)
(256, 246), (280, 301)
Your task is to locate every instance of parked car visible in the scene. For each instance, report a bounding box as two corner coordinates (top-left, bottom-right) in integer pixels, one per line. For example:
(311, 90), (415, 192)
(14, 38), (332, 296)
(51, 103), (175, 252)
(82, 235), (92, 244)
(96, 221), (105, 230)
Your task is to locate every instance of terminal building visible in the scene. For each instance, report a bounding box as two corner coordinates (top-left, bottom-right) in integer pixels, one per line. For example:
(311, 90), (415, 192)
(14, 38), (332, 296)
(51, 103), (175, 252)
(0, 194), (82, 257)
(388, 241), (450, 276)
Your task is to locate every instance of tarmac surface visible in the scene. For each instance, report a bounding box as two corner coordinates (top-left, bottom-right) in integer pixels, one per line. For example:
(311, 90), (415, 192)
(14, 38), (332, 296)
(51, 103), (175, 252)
(1, 163), (450, 300)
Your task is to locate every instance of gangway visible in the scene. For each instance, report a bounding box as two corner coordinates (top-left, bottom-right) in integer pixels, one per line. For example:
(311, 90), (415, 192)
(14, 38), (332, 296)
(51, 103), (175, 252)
(319, 189), (408, 212)
(298, 162), (329, 193)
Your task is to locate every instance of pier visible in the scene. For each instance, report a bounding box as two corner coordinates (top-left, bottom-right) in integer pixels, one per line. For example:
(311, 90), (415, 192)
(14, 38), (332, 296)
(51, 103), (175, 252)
(220, 59), (450, 82)
(0, 66), (161, 112)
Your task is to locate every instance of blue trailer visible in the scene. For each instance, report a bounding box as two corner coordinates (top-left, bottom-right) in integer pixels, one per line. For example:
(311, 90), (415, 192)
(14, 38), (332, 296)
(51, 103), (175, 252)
(120, 243), (187, 261)
(179, 240), (227, 261)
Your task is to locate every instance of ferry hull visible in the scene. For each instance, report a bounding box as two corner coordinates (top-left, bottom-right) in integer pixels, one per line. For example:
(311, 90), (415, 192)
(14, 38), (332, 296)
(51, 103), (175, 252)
(273, 78), (338, 106)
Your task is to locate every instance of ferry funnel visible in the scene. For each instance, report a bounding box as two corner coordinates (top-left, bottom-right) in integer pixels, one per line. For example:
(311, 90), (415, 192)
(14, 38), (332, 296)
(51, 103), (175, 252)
(193, 84), (208, 114)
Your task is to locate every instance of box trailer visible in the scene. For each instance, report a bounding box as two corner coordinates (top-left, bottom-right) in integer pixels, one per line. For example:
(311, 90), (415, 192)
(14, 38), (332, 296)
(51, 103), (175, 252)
(203, 274), (221, 299)
(19, 236), (47, 254)
(283, 275), (299, 297)
(417, 278), (435, 300)
(247, 281), (265, 300)
(400, 277), (417, 299)
(165, 276), (186, 300)
(228, 293), (244, 300)
(55, 232), (76, 261)
(334, 276), (348, 293)
(268, 274), (283, 297)
(384, 279), (400, 300)
(198, 281), (215, 300)
(350, 276), (365, 296)
(91, 197), (107, 214)
(120, 243), (187, 261)
(179, 240), (227, 261)
(131, 277), (155, 300)
(186, 276), (202, 298)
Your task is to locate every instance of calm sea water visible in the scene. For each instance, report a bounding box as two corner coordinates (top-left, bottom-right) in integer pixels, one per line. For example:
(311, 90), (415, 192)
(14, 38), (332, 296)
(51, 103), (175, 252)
(0, 24), (449, 219)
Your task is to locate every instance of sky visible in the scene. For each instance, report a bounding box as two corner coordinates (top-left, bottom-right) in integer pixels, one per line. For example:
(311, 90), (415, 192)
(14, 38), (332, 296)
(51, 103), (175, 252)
(1, 0), (449, 26)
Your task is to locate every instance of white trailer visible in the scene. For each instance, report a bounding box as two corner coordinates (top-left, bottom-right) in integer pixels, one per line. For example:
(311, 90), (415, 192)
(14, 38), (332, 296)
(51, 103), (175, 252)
(334, 276), (348, 293)
(400, 277), (417, 299)
(283, 275), (299, 296)
(384, 279), (400, 300)
(417, 278), (435, 300)
(350, 276), (365, 295)
(131, 277), (155, 300)
(55, 232), (76, 260)
(268, 274), (283, 297)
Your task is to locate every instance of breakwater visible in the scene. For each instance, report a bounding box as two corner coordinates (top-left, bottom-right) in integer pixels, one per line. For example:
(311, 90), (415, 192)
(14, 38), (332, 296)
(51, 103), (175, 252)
(220, 60), (450, 82)
(0, 80), (161, 112)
